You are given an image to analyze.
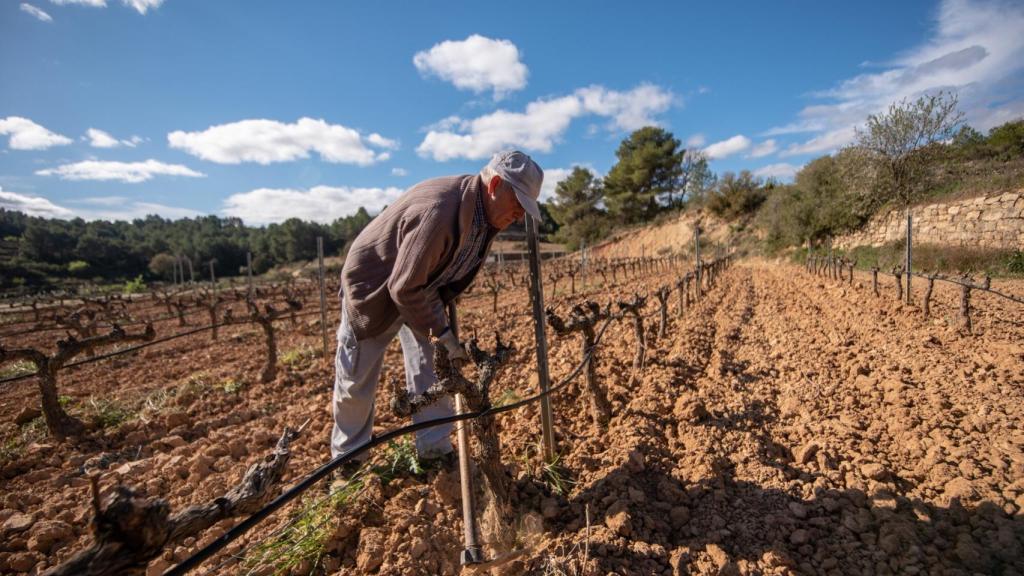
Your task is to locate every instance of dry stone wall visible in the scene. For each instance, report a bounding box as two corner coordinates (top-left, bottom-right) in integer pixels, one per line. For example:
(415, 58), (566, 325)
(835, 189), (1024, 250)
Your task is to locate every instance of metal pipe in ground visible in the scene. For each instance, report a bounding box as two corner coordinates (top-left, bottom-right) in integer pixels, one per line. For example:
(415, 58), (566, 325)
(446, 302), (483, 565)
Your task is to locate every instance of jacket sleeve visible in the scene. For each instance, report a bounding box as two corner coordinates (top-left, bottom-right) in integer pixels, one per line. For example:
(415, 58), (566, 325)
(386, 204), (452, 338)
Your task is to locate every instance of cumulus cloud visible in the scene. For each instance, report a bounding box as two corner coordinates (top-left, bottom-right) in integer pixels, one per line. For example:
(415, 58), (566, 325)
(84, 128), (142, 148)
(747, 139), (778, 158)
(773, 0), (1024, 157)
(417, 83), (674, 161)
(50, 0), (106, 6)
(222, 185), (405, 225)
(0, 187), (73, 218)
(703, 135), (751, 160)
(391, 167), (408, 177)
(413, 34), (528, 99)
(49, 0), (165, 13)
(686, 133), (706, 148)
(168, 118), (394, 165)
(21, 3), (53, 21)
(121, 0), (163, 14)
(537, 165), (598, 203)
(69, 196), (200, 220)
(576, 84), (675, 132)
(753, 163), (800, 181)
(36, 159), (205, 183)
(0, 117), (72, 150)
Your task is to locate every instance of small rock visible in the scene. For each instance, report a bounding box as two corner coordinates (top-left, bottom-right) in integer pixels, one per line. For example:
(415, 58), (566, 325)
(2, 513), (34, 535)
(409, 538), (429, 559)
(604, 500), (632, 537)
(541, 498), (560, 520)
(796, 442), (820, 465)
(355, 528), (385, 572)
(165, 411), (189, 429)
(944, 477), (976, 502)
(27, 520), (72, 553)
(227, 439), (247, 460)
(162, 435), (187, 449)
(15, 407), (41, 426)
(625, 449), (645, 472)
(7, 552), (37, 572)
(670, 506), (690, 528)
(628, 487), (646, 503)
(705, 543), (740, 576)
(860, 462), (888, 481)
(788, 502), (808, 519)
(790, 529), (809, 545)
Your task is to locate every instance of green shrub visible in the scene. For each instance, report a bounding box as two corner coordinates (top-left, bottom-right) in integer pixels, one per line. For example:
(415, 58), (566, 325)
(123, 274), (146, 294)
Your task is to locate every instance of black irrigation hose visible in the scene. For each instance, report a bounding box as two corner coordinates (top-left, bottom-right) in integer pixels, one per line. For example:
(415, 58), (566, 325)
(164, 313), (621, 576)
(0, 306), (332, 386)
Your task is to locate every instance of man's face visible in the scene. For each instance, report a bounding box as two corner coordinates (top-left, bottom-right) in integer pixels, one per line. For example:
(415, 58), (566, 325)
(484, 175), (526, 230)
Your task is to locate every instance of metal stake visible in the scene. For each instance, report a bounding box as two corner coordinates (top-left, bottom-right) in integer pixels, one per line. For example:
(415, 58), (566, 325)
(246, 252), (254, 299)
(694, 227), (701, 300)
(317, 237), (329, 362)
(525, 214), (556, 461)
(905, 210), (913, 304)
(446, 302), (483, 565)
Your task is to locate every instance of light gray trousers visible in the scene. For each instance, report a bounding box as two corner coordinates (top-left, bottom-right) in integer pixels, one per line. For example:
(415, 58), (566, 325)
(330, 306), (454, 460)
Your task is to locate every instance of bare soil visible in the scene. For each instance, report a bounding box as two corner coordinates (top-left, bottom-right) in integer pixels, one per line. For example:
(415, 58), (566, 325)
(1, 261), (1022, 576)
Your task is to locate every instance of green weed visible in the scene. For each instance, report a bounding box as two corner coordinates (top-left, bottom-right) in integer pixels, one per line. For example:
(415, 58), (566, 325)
(0, 360), (35, 379)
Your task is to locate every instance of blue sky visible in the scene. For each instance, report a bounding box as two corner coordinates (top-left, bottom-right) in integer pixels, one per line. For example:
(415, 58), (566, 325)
(2, 0), (1023, 225)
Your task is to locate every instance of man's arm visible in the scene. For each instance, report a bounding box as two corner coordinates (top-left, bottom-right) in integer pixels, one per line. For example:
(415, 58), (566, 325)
(386, 204), (452, 338)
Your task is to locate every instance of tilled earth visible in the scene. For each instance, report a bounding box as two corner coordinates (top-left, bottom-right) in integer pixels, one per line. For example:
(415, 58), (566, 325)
(1, 262), (1023, 576)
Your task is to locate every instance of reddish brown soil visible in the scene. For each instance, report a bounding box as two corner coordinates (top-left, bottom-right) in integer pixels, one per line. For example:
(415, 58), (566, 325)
(1, 262), (1022, 576)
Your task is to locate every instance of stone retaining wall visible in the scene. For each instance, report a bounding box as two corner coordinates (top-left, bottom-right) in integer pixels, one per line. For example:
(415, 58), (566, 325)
(835, 190), (1024, 250)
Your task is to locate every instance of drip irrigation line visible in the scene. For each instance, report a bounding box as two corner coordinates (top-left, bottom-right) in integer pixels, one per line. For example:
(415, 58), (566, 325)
(0, 305), (330, 386)
(164, 313), (620, 576)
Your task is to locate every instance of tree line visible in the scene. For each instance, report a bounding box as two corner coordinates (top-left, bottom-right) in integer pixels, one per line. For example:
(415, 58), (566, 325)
(0, 209), (372, 290)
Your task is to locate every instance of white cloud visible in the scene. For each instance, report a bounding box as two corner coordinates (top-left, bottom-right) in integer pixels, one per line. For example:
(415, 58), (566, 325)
(85, 128), (118, 148)
(0, 187), (73, 218)
(168, 118), (394, 165)
(121, 0), (163, 14)
(753, 163), (800, 181)
(49, 0), (165, 12)
(576, 84), (674, 131)
(0, 117), (72, 150)
(391, 167), (408, 177)
(69, 196), (199, 220)
(703, 135), (751, 160)
(747, 139), (778, 158)
(50, 0), (106, 6)
(772, 0), (1024, 157)
(21, 3), (53, 21)
(686, 133), (706, 147)
(782, 126), (858, 157)
(417, 83), (675, 161)
(413, 34), (528, 99)
(537, 165), (598, 203)
(36, 159), (205, 183)
(85, 128), (144, 148)
(222, 185), (404, 225)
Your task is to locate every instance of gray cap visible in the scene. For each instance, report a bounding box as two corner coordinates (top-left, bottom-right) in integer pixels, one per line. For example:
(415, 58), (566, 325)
(486, 150), (544, 221)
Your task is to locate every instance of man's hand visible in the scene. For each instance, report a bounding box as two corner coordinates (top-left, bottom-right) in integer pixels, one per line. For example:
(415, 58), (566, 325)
(439, 328), (469, 367)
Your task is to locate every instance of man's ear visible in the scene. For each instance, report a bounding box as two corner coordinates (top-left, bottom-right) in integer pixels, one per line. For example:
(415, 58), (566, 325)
(488, 175), (503, 196)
